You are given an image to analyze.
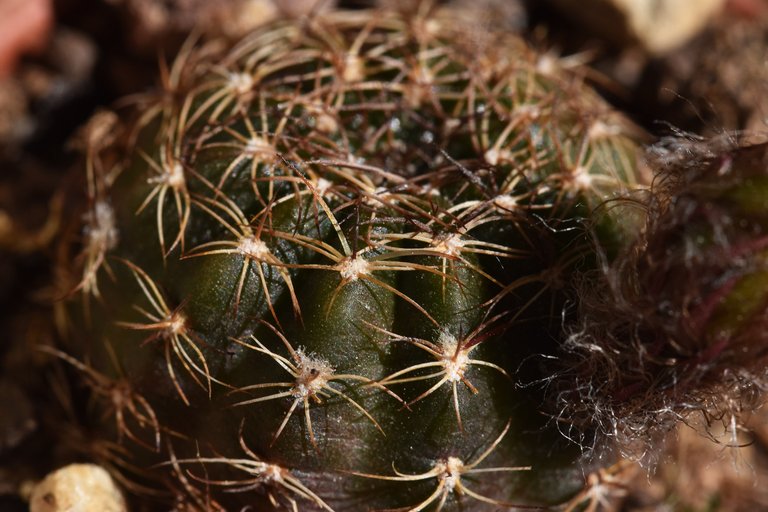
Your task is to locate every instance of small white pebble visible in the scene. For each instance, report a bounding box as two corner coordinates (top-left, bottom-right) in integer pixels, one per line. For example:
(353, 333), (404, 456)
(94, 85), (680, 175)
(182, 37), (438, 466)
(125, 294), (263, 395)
(30, 464), (126, 512)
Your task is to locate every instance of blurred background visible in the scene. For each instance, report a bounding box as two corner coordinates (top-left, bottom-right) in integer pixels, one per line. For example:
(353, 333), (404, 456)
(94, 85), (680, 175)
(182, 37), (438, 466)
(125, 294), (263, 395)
(2, 1), (768, 510)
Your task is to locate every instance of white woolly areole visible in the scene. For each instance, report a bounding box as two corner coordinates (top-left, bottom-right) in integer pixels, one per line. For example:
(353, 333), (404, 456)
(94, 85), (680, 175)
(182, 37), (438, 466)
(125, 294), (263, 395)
(314, 178), (333, 196)
(404, 64), (434, 107)
(484, 149), (500, 166)
(168, 162), (185, 188)
(343, 54), (364, 82)
(238, 236), (269, 259)
(245, 136), (273, 155)
(484, 148), (513, 166)
(433, 234), (465, 257)
(493, 194), (518, 211)
(306, 100), (338, 133)
(438, 332), (469, 383)
(571, 166), (593, 190)
(363, 186), (391, 206)
(85, 201), (119, 251)
(337, 257), (370, 281)
(167, 311), (187, 336)
(150, 161), (185, 189)
(412, 64), (434, 86)
(536, 54), (558, 75)
(588, 120), (621, 140)
(424, 18), (441, 35)
(438, 457), (465, 493)
(292, 350), (334, 399)
(515, 104), (540, 119)
(228, 72), (255, 95)
(262, 464), (285, 484)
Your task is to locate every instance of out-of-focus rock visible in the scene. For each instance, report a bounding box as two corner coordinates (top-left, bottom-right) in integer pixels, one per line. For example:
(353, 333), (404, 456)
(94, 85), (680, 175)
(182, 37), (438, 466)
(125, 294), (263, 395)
(0, 26), (97, 158)
(44, 29), (98, 83)
(29, 464), (126, 512)
(205, 0), (280, 39)
(107, 0), (337, 48)
(442, 0), (527, 31)
(547, 0), (725, 54)
(0, 0), (53, 77)
(205, 0), (336, 39)
(375, 0), (526, 30)
(276, 0), (336, 18)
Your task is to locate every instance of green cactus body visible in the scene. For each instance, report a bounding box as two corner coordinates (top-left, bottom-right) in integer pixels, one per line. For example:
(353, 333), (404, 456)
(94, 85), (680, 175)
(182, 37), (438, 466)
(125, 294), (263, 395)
(60, 7), (644, 511)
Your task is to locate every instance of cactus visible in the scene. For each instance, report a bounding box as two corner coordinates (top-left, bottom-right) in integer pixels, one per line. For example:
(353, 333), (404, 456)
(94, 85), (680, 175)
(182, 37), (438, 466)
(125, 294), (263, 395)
(56, 6), (646, 511)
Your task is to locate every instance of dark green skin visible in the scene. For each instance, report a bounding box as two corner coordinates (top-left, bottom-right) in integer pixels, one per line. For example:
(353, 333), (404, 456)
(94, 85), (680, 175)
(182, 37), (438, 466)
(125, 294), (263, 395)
(68, 10), (643, 511)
